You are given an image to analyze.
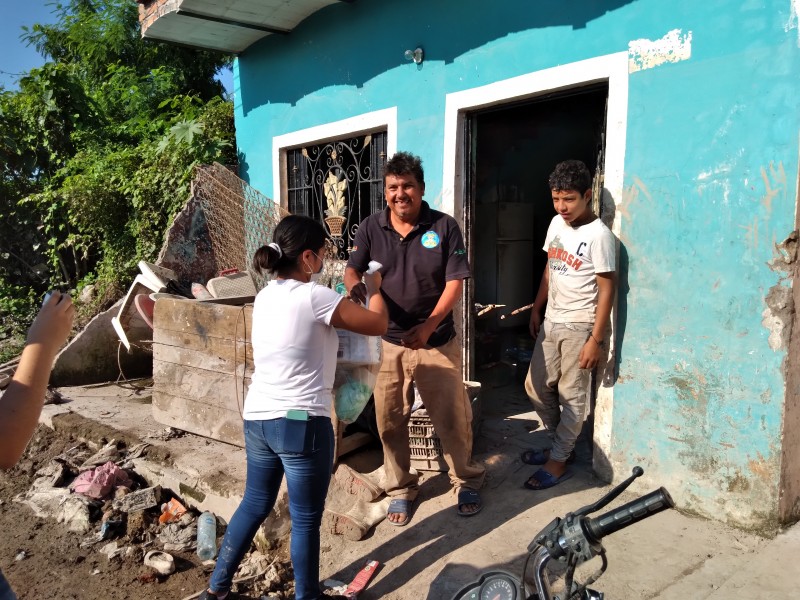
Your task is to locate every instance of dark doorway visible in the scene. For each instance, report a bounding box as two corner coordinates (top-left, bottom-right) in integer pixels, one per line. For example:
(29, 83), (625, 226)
(465, 84), (608, 384)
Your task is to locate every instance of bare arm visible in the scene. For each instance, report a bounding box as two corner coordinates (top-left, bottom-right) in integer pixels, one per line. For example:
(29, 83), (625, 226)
(344, 266), (367, 304)
(402, 278), (464, 349)
(579, 272), (616, 369)
(331, 271), (388, 336)
(0, 292), (74, 469)
(529, 268), (549, 339)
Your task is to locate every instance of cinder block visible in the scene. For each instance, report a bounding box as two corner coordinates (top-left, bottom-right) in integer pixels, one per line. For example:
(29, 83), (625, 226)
(113, 485), (162, 513)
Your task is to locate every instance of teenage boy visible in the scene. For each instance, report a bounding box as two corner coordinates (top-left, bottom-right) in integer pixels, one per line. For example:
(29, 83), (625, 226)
(522, 160), (616, 490)
(345, 151), (485, 525)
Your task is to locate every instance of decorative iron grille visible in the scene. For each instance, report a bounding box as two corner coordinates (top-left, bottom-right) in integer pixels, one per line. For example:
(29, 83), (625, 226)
(286, 131), (387, 261)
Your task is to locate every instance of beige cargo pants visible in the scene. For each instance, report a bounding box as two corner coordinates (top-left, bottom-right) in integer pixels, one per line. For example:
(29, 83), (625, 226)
(525, 319), (593, 463)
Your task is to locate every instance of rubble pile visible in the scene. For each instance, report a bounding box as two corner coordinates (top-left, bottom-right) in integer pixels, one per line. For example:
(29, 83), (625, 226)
(10, 435), (296, 598)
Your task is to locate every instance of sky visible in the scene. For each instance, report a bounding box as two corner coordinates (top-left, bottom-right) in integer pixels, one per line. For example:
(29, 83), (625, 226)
(0, 0), (57, 90)
(0, 0), (233, 93)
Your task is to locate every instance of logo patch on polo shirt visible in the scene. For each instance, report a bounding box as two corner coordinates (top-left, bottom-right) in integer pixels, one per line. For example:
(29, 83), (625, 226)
(421, 231), (440, 249)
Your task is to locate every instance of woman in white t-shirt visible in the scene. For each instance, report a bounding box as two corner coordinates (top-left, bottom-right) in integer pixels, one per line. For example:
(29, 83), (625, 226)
(201, 216), (387, 600)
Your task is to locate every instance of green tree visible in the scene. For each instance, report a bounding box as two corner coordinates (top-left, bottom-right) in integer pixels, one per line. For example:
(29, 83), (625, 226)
(0, 0), (235, 360)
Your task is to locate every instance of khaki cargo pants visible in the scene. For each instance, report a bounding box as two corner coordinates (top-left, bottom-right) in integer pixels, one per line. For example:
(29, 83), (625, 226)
(374, 337), (485, 500)
(525, 319), (593, 463)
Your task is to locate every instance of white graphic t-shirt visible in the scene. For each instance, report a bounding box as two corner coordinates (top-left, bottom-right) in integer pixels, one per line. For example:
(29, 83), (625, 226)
(543, 215), (616, 324)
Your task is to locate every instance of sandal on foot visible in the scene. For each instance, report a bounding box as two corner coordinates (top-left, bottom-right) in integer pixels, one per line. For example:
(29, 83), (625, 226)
(520, 448), (576, 465)
(524, 468), (573, 490)
(457, 489), (483, 517)
(387, 498), (412, 527)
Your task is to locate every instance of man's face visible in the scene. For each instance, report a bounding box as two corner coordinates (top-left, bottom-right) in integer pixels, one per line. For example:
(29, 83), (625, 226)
(385, 173), (424, 223)
(552, 188), (592, 226)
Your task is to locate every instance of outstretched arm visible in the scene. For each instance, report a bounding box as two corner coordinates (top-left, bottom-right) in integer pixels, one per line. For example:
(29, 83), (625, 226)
(332, 271), (388, 336)
(0, 292), (74, 469)
(344, 266), (367, 304)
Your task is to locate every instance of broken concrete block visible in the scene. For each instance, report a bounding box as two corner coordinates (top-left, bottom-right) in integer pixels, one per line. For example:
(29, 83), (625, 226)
(113, 485), (162, 513)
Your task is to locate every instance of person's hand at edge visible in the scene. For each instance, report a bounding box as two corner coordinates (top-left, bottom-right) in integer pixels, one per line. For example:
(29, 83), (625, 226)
(28, 291), (75, 349)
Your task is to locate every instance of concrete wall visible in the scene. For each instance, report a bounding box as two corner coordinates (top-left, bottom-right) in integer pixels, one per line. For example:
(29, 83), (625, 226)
(231, 0), (800, 528)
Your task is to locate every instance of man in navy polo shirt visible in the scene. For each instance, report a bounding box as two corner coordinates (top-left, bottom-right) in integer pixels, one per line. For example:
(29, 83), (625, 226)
(345, 152), (485, 526)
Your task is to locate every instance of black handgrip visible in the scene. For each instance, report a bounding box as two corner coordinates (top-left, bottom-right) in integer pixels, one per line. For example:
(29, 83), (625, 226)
(585, 487), (674, 541)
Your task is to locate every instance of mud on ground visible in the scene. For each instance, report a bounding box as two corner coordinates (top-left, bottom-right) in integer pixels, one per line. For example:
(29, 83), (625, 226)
(0, 425), (291, 600)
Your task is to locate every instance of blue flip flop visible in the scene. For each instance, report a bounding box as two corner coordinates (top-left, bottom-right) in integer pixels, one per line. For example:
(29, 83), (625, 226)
(520, 448), (576, 466)
(457, 489), (483, 517)
(524, 468), (573, 490)
(387, 498), (412, 526)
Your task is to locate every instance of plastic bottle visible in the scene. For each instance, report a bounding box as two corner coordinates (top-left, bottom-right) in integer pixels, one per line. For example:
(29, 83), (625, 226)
(196, 511), (217, 560)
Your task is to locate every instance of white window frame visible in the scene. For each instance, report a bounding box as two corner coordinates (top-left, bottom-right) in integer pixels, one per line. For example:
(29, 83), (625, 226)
(272, 107), (398, 205)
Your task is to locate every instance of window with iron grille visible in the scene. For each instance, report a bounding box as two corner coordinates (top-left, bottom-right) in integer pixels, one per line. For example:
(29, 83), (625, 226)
(286, 131), (387, 260)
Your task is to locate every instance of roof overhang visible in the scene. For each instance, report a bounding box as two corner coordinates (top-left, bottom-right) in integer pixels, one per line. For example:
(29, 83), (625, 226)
(137, 0), (352, 54)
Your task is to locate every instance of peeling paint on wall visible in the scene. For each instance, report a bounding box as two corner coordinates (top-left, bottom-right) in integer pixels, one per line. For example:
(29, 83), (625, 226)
(787, 0), (800, 47)
(762, 284), (794, 350)
(770, 229), (799, 273)
(628, 29), (692, 73)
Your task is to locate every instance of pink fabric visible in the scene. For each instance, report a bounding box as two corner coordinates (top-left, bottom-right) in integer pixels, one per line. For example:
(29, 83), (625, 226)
(71, 461), (133, 499)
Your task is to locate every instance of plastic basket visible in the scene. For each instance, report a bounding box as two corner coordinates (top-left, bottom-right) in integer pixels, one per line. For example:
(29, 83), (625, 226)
(408, 381), (481, 472)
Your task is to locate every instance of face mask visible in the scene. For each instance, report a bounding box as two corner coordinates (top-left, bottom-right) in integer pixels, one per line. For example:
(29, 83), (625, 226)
(306, 251), (325, 283)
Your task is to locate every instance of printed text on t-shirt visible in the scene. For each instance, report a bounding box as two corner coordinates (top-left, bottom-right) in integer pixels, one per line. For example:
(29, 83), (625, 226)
(548, 246), (583, 272)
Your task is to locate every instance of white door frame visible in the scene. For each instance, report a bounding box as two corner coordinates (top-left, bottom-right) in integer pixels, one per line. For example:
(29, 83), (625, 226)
(442, 52), (629, 478)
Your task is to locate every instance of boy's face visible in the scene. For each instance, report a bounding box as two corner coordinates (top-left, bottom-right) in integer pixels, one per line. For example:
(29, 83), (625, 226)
(552, 188), (592, 226)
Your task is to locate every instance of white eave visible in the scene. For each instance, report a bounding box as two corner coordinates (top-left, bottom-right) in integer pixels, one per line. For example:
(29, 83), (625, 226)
(138, 0), (352, 54)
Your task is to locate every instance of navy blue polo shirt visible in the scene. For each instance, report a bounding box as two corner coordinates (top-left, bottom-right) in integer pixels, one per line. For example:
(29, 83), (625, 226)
(347, 201), (471, 347)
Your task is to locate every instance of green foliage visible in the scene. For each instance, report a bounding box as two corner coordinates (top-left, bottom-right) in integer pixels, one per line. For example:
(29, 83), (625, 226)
(0, 0), (235, 349)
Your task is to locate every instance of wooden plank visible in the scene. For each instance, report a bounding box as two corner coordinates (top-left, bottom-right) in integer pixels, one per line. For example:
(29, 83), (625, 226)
(153, 340), (255, 373)
(154, 327), (252, 355)
(153, 298), (254, 341)
(153, 390), (244, 447)
(153, 360), (251, 411)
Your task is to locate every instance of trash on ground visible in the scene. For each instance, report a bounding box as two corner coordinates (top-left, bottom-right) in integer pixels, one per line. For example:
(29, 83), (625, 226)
(196, 511), (217, 560)
(158, 496), (187, 523)
(158, 518), (197, 553)
(113, 484), (161, 512)
(144, 549), (176, 575)
(57, 494), (92, 532)
(71, 461), (133, 499)
(79, 440), (123, 469)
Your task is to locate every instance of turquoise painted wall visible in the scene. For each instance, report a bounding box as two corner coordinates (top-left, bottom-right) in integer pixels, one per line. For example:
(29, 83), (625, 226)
(232, 0), (800, 527)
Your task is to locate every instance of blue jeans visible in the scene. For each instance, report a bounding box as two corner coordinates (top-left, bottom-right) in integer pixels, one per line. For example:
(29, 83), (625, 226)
(0, 568), (17, 600)
(209, 417), (334, 600)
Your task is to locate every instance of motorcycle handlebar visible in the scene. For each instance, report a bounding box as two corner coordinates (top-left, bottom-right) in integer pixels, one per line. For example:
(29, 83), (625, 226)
(585, 487), (675, 541)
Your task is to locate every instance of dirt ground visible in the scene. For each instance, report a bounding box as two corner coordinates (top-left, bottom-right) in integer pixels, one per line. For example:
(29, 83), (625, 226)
(0, 425), (293, 600)
(0, 369), (778, 600)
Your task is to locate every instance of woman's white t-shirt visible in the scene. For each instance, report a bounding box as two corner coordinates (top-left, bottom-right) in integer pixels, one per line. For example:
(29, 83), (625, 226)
(243, 279), (343, 420)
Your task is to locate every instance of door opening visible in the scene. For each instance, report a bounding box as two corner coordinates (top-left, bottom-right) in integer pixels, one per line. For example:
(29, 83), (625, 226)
(466, 83), (609, 393)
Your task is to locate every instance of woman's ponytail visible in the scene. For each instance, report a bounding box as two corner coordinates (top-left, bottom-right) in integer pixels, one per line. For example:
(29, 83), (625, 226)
(252, 244), (282, 275)
(251, 215), (327, 277)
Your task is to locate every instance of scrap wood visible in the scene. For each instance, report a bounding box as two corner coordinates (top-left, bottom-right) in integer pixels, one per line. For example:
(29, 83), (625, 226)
(500, 302), (534, 319)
